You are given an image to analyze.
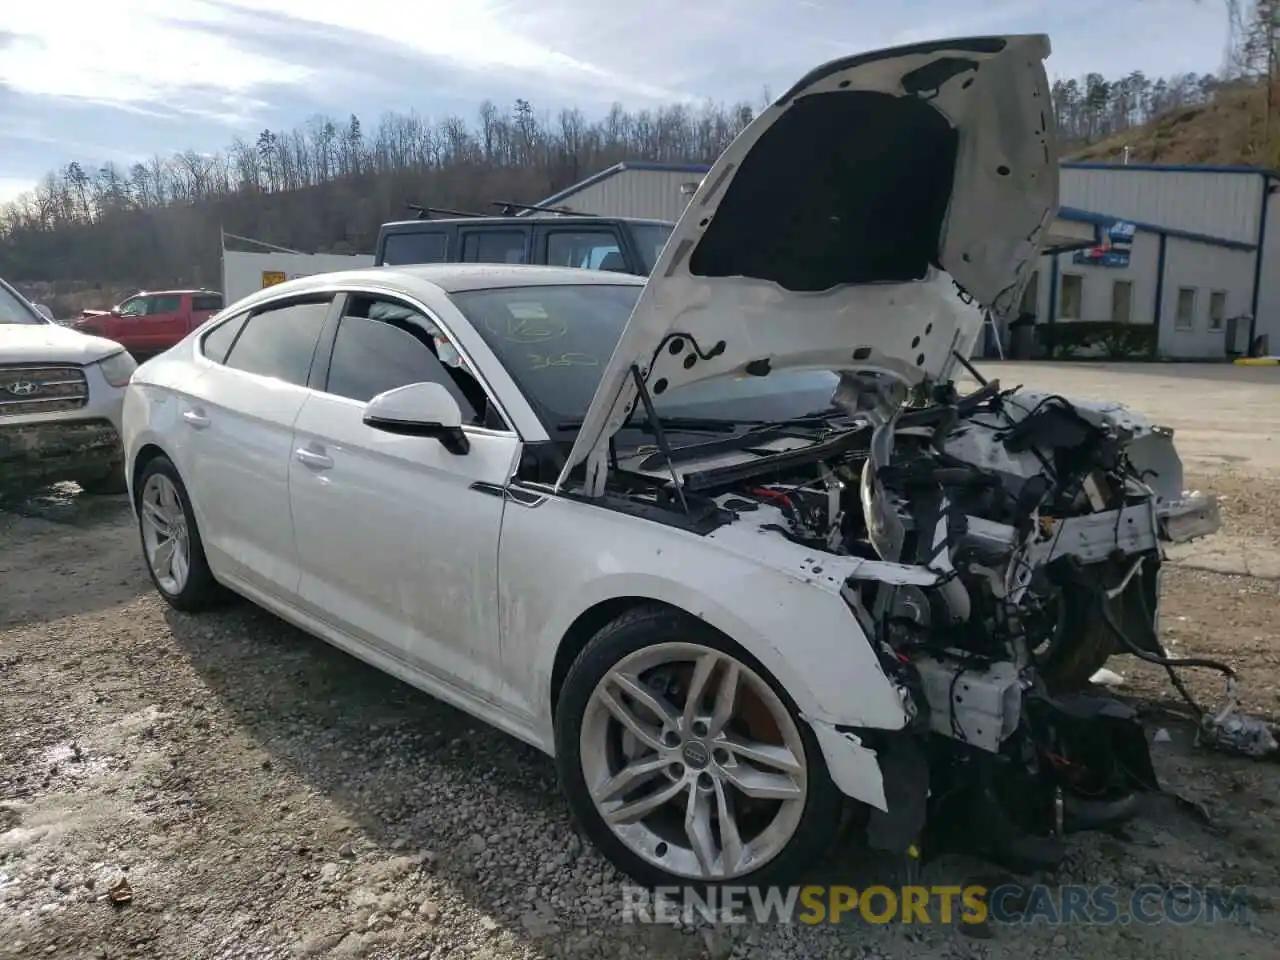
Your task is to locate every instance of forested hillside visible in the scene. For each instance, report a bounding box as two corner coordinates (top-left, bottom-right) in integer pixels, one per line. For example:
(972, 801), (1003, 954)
(0, 69), (1232, 309)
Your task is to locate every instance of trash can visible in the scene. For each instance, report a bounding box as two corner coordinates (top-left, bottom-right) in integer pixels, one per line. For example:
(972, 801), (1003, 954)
(1009, 312), (1037, 360)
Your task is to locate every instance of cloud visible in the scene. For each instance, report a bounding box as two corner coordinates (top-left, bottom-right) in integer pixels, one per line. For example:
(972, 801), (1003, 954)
(0, 0), (1234, 194)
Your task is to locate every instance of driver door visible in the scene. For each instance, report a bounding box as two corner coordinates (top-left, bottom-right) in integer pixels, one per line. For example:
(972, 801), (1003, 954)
(287, 292), (524, 711)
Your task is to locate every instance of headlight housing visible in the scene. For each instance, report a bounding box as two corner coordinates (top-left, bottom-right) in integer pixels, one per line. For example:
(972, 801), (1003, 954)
(97, 349), (137, 388)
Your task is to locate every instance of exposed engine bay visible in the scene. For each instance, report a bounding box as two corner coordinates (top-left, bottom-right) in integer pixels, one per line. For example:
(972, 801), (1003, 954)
(582, 365), (1277, 871)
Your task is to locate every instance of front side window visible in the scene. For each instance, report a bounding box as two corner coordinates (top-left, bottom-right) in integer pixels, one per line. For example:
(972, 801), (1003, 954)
(461, 230), (527, 264)
(0, 281), (45, 325)
(118, 296), (148, 317)
(324, 296), (500, 428)
(223, 298), (332, 386)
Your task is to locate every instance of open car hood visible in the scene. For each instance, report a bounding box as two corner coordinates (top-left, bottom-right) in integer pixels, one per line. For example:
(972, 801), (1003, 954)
(556, 35), (1059, 495)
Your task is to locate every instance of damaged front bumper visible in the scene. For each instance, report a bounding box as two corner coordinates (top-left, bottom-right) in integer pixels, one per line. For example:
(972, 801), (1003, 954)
(0, 417), (123, 490)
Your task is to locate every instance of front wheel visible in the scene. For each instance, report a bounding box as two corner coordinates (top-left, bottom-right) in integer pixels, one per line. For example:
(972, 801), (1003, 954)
(554, 606), (843, 889)
(135, 455), (227, 612)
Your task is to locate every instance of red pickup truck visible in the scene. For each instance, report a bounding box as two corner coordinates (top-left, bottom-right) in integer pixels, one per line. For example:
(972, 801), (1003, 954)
(73, 289), (223, 358)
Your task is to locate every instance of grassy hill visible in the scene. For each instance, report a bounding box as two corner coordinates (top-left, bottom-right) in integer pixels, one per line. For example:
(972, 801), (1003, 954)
(1069, 81), (1275, 167)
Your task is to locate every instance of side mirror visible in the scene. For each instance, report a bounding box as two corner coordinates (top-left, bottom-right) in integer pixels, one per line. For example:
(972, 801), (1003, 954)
(110, 306), (122, 316)
(33, 303), (54, 321)
(362, 382), (470, 455)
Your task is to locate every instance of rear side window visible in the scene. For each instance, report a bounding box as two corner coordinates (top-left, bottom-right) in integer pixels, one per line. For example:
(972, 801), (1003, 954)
(193, 294), (223, 311)
(223, 299), (332, 386)
(201, 314), (249, 364)
(150, 295), (182, 313)
(381, 232), (448, 266)
(461, 230), (527, 264)
(546, 230), (625, 271)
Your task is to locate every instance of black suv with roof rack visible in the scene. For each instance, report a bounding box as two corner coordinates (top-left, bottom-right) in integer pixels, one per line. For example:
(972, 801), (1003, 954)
(374, 202), (675, 276)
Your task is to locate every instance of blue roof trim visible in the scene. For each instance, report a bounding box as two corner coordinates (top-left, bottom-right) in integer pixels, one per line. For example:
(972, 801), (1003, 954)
(530, 161), (712, 211)
(1063, 161), (1280, 179)
(1056, 206), (1256, 251)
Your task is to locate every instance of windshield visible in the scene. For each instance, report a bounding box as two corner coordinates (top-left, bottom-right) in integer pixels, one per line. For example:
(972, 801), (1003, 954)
(0, 281), (46, 325)
(629, 223), (675, 274)
(451, 283), (839, 435)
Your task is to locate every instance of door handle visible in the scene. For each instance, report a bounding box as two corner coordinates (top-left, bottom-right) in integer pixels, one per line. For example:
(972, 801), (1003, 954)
(182, 409), (210, 429)
(295, 447), (334, 470)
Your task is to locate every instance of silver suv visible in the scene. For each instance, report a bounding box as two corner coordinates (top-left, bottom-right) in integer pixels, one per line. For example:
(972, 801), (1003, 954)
(0, 277), (136, 495)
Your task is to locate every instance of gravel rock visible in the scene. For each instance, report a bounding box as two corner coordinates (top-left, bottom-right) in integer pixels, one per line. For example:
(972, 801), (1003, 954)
(2, 464), (1278, 959)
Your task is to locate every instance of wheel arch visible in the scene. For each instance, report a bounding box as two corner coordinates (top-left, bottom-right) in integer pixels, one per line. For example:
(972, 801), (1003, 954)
(549, 596), (705, 717)
(130, 442), (170, 504)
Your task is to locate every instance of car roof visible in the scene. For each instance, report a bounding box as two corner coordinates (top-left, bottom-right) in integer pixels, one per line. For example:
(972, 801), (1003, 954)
(228, 264), (645, 312)
(379, 215), (672, 229)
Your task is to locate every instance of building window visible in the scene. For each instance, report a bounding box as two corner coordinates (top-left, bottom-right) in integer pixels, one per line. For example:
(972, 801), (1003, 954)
(1208, 290), (1227, 331)
(1110, 280), (1133, 324)
(1059, 273), (1083, 320)
(1175, 287), (1197, 330)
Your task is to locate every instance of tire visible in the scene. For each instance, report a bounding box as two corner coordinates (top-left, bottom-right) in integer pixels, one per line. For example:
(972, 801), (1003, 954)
(554, 605), (844, 890)
(1035, 564), (1126, 690)
(135, 455), (227, 612)
(79, 465), (128, 496)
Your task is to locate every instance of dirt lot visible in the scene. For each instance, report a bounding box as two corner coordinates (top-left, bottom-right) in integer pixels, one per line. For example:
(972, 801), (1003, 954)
(1, 362), (1278, 960)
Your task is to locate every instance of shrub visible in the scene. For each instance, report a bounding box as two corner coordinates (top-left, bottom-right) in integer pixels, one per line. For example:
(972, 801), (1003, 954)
(1034, 321), (1157, 360)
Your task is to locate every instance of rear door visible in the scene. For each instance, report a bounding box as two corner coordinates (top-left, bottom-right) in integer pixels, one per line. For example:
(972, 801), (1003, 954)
(186, 294), (338, 599)
(458, 226), (531, 264)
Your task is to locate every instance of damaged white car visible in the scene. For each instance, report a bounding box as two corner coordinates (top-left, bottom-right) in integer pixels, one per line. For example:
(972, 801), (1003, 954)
(123, 34), (1231, 887)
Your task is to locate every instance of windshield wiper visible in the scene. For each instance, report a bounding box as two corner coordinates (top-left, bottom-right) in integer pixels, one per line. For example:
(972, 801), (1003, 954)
(555, 415), (760, 434)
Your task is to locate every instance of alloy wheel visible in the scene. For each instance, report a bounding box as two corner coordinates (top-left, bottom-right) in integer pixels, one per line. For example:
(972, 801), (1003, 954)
(139, 473), (191, 595)
(578, 642), (808, 881)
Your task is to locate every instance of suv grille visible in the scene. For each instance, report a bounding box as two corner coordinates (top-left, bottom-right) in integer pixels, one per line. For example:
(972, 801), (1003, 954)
(0, 364), (89, 417)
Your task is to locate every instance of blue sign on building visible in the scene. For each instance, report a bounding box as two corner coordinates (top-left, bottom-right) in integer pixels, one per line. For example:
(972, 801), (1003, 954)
(1073, 220), (1136, 268)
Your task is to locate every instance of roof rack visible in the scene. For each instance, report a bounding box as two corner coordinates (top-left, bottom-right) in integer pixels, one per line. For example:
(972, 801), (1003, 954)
(490, 199), (597, 217)
(405, 203), (487, 220)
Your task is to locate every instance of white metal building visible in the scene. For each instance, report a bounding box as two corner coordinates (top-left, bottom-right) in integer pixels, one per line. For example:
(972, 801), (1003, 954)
(535, 160), (1280, 360)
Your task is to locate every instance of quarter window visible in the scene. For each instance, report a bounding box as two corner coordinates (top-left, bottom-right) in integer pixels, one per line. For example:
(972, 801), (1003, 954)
(201, 313), (249, 364)
(223, 298), (332, 386)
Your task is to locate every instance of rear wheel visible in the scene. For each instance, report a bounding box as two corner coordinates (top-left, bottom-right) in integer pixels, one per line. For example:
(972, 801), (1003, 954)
(136, 456), (227, 611)
(554, 606), (843, 888)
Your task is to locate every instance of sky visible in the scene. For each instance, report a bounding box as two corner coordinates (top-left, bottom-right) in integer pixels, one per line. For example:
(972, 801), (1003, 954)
(0, 0), (1232, 205)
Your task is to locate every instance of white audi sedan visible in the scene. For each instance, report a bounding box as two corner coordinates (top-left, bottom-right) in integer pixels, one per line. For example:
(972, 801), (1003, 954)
(122, 35), (1219, 888)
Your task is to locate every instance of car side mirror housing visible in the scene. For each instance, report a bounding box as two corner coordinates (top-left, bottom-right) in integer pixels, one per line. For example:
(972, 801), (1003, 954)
(33, 303), (54, 321)
(362, 382), (470, 455)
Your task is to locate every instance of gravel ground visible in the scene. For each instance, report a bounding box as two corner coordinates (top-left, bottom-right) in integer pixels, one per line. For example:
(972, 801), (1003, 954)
(2, 364), (1279, 959)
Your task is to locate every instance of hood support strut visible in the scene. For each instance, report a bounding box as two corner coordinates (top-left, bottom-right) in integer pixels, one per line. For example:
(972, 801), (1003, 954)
(629, 363), (690, 515)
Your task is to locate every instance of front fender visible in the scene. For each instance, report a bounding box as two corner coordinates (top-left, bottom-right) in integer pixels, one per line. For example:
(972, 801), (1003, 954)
(498, 493), (910, 750)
